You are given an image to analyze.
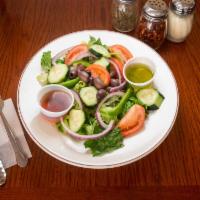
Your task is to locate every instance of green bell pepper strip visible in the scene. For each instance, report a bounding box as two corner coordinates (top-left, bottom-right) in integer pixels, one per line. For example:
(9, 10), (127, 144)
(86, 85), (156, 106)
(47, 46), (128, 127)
(100, 87), (132, 117)
(72, 60), (90, 67)
(59, 77), (80, 88)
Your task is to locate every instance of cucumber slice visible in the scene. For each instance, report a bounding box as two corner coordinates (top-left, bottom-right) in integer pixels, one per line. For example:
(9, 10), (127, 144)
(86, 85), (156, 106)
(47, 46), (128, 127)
(48, 64), (68, 83)
(37, 72), (48, 85)
(94, 57), (109, 68)
(90, 44), (110, 58)
(69, 109), (85, 132)
(80, 86), (98, 106)
(136, 88), (164, 110)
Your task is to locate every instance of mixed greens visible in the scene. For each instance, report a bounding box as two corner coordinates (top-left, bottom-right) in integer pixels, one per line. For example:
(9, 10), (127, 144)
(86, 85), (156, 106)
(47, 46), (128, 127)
(37, 36), (165, 156)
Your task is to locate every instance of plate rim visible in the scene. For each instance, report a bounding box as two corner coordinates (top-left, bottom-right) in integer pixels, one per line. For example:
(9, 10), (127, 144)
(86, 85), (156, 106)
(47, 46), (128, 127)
(17, 30), (179, 169)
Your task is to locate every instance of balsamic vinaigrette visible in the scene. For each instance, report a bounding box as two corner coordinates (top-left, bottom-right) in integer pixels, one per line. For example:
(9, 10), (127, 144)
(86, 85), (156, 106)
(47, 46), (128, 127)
(41, 91), (72, 112)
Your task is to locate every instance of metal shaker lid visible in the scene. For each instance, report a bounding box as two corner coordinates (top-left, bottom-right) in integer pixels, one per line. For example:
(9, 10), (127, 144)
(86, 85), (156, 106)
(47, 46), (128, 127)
(116, 0), (135, 3)
(170, 0), (195, 15)
(143, 0), (168, 18)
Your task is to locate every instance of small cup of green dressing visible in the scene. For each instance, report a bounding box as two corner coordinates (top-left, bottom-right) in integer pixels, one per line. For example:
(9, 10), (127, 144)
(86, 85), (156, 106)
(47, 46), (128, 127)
(123, 57), (156, 88)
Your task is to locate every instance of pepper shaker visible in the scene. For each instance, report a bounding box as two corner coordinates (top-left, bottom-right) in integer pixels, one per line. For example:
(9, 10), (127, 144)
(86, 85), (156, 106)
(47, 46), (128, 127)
(111, 0), (139, 32)
(136, 0), (168, 50)
(167, 0), (195, 43)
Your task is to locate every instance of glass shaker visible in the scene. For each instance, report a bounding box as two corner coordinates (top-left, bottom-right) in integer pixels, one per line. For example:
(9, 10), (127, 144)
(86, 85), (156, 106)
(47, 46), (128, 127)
(111, 0), (139, 32)
(136, 0), (168, 49)
(167, 0), (195, 43)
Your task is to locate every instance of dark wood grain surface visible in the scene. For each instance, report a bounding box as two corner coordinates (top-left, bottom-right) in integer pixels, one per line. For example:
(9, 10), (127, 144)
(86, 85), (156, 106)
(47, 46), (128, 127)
(0, 0), (199, 199)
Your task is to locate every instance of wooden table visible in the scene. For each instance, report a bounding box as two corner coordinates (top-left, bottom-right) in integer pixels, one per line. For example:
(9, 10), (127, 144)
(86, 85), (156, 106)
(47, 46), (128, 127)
(0, 0), (199, 199)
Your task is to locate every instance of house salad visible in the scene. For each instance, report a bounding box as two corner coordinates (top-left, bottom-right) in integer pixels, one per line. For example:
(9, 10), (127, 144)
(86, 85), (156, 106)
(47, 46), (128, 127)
(37, 36), (164, 156)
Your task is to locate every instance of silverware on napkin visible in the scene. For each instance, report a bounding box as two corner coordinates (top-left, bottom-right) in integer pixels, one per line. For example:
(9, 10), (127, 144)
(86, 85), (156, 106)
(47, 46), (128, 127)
(0, 159), (6, 186)
(0, 97), (28, 167)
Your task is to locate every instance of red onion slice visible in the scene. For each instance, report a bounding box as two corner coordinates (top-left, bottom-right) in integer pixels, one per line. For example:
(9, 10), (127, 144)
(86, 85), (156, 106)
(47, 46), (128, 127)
(73, 51), (96, 62)
(71, 90), (83, 110)
(52, 47), (72, 66)
(95, 91), (125, 128)
(108, 81), (127, 93)
(52, 48), (96, 66)
(60, 118), (115, 140)
(108, 59), (123, 84)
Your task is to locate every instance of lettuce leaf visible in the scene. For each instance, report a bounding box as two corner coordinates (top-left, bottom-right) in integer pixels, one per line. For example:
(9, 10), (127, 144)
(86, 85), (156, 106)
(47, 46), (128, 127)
(84, 128), (123, 156)
(41, 51), (52, 72)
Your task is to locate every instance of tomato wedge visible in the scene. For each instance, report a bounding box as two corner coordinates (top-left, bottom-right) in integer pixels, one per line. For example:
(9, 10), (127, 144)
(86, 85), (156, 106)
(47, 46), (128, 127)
(109, 45), (133, 63)
(118, 104), (145, 137)
(110, 57), (124, 75)
(86, 64), (110, 86)
(65, 44), (88, 65)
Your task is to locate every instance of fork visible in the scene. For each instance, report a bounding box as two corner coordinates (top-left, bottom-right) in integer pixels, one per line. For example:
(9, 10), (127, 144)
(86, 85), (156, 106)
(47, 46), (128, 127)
(0, 159), (6, 186)
(0, 97), (28, 167)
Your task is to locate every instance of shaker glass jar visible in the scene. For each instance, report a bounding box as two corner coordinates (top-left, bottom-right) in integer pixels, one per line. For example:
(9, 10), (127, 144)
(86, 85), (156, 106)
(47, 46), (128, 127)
(136, 0), (168, 49)
(111, 0), (139, 32)
(167, 0), (195, 43)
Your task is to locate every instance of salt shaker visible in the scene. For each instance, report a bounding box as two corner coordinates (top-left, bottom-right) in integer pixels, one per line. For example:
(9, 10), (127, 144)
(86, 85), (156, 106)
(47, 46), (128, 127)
(167, 0), (195, 43)
(136, 0), (168, 50)
(111, 0), (139, 32)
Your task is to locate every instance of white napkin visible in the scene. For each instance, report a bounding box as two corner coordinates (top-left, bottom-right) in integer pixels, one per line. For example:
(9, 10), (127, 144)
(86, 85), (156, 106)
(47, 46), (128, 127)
(0, 99), (31, 169)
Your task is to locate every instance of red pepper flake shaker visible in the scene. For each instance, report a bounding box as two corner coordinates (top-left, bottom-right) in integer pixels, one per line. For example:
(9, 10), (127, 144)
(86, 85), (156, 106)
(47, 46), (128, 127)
(136, 0), (168, 50)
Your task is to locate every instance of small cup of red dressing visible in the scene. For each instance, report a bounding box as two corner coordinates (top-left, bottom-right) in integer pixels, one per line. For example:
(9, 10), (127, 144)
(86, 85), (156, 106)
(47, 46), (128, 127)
(37, 85), (74, 122)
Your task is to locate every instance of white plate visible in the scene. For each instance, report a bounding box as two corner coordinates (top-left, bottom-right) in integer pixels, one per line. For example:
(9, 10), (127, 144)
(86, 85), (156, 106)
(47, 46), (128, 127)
(17, 30), (179, 169)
